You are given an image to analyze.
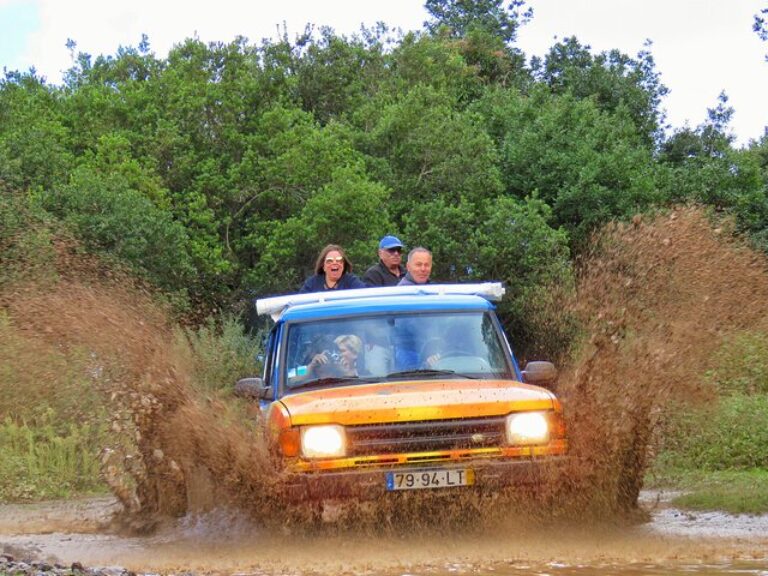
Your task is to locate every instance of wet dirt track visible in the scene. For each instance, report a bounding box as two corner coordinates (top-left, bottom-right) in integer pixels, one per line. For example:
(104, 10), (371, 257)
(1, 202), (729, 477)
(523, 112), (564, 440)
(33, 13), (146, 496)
(1, 494), (768, 576)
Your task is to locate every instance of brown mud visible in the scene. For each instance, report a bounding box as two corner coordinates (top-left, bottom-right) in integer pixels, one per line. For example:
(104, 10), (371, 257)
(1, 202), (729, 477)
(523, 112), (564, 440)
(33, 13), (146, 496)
(558, 207), (768, 518)
(2, 206), (768, 570)
(1, 494), (767, 575)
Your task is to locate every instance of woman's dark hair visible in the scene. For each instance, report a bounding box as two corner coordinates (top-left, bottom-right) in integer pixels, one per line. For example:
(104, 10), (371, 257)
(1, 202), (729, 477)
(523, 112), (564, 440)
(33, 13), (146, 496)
(313, 244), (353, 275)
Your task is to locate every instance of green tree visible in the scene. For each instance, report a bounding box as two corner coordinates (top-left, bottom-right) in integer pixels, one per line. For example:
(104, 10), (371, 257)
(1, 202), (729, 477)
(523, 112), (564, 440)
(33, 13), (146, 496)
(39, 161), (193, 295)
(658, 93), (767, 251)
(532, 36), (668, 146)
(402, 194), (574, 358)
(0, 71), (74, 191)
(244, 166), (393, 295)
(473, 86), (659, 242)
(292, 26), (390, 124)
(379, 32), (487, 105)
(424, 0), (532, 45)
(361, 85), (503, 217)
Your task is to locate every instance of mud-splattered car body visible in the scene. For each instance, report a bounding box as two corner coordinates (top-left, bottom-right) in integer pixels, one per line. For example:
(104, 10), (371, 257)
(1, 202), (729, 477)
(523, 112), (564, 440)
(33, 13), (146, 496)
(238, 284), (567, 502)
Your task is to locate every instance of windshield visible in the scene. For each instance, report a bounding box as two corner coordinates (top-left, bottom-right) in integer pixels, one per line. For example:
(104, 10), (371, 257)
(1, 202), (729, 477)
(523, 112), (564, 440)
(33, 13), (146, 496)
(282, 311), (513, 390)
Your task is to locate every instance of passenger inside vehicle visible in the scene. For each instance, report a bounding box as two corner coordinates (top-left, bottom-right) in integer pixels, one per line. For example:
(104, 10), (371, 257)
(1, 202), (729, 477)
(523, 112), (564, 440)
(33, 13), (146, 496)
(360, 322), (392, 376)
(288, 333), (363, 383)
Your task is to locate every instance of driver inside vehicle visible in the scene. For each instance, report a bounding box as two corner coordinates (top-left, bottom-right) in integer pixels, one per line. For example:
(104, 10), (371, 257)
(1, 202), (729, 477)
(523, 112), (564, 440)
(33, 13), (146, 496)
(420, 337), (445, 369)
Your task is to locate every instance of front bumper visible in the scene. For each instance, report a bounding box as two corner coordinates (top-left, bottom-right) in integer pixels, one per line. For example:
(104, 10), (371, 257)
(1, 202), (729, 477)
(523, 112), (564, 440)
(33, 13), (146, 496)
(274, 456), (569, 502)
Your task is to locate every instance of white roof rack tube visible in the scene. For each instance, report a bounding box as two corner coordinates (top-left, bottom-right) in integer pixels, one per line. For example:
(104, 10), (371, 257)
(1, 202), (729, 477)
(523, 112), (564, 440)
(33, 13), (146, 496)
(256, 282), (505, 321)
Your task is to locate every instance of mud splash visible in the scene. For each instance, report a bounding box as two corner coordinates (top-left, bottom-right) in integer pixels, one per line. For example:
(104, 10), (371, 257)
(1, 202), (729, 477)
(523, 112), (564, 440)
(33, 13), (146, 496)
(0, 246), (282, 531)
(559, 207), (768, 517)
(2, 206), (768, 535)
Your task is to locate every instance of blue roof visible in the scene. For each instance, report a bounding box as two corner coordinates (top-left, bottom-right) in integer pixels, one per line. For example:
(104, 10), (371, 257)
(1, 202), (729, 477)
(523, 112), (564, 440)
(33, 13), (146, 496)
(280, 294), (495, 323)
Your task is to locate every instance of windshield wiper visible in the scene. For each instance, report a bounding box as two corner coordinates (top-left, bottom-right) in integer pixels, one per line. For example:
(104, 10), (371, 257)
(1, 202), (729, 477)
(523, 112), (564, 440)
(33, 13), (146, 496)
(385, 369), (479, 380)
(291, 375), (376, 389)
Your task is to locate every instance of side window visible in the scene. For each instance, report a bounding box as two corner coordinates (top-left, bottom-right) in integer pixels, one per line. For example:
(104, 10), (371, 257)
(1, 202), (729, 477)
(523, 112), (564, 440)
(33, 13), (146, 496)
(262, 326), (278, 387)
(484, 313), (516, 376)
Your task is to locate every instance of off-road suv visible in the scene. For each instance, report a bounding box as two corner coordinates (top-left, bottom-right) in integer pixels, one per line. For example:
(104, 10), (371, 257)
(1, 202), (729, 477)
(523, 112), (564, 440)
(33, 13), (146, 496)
(236, 283), (567, 502)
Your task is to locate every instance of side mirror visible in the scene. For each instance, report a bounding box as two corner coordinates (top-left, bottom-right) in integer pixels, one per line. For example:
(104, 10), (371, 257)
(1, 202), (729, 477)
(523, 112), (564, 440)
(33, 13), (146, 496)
(234, 377), (267, 400)
(522, 361), (557, 386)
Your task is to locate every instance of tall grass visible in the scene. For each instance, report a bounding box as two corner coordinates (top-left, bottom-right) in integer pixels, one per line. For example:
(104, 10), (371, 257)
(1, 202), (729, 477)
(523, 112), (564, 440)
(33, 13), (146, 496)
(654, 394), (768, 471)
(0, 417), (106, 500)
(649, 330), (768, 511)
(705, 330), (768, 395)
(0, 313), (112, 502)
(0, 306), (262, 502)
(177, 314), (264, 394)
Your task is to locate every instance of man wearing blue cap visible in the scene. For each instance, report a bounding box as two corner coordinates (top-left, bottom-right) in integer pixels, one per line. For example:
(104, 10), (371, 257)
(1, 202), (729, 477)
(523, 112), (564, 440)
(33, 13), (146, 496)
(363, 235), (406, 287)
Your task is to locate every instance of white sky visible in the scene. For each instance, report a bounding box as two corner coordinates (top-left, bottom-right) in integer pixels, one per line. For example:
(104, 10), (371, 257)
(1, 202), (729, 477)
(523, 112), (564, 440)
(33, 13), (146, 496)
(1, 0), (767, 146)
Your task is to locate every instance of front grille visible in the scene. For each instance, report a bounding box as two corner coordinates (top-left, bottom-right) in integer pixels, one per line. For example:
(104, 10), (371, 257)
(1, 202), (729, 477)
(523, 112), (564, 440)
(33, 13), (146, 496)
(345, 416), (506, 456)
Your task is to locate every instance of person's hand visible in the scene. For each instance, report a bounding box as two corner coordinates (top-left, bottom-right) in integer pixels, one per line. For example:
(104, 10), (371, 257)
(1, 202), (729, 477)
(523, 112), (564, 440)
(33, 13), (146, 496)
(425, 353), (441, 368)
(309, 352), (329, 371)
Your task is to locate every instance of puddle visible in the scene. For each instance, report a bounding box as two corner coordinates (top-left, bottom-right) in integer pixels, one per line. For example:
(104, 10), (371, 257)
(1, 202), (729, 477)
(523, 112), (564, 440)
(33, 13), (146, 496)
(2, 495), (768, 575)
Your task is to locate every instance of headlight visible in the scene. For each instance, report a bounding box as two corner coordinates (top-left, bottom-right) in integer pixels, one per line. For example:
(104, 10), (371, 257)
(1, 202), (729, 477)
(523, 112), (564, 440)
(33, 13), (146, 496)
(300, 424), (347, 459)
(506, 412), (550, 445)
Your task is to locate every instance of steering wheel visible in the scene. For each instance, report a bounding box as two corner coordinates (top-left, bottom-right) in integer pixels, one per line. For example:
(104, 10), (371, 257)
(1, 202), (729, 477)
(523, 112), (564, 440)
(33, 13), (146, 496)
(419, 338), (446, 364)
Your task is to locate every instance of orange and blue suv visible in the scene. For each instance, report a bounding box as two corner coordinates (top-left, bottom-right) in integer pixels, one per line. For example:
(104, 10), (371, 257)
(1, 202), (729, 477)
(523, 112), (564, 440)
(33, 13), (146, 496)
(236, 283), (567, 502)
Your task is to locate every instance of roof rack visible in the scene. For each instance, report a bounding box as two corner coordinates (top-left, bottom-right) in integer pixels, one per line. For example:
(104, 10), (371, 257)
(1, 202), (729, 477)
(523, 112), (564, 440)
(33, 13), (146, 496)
(256, 282), (505, 320)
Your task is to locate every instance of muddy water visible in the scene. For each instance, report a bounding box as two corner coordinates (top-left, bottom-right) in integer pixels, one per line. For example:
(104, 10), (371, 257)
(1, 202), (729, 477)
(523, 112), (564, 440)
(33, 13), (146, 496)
(1, 496), (767, 575)
(3, 207), (768, 574)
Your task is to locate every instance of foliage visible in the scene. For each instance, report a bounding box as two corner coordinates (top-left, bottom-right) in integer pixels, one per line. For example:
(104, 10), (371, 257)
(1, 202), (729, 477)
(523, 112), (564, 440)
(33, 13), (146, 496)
(473, 86), (661, 244)
(0, 72), (74, 191)
(654, 394), (768, 472)
(366, 33), (488, 111)
(658, 94), (768, 251)
(363, 85), (503, 214)
(38, 163), (194, 295)
(531, 36), (668, 146)
(178, 314), (264, 394)
(0, 4), (766, 355)
(0, 417), (106, 501)
(705, 331), (768, 396)
(292, 26), (390, 124)
(244, 165), (393, 295)
(424, 0), (532, 45)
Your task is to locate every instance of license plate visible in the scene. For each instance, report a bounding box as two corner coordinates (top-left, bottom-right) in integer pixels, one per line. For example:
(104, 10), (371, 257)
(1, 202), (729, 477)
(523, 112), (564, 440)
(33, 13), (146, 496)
(386, 468), (474, 491)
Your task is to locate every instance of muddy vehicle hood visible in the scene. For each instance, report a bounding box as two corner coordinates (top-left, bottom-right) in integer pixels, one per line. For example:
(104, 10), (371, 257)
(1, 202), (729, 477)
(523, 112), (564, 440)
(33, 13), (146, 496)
(278, 379), (558, 426)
